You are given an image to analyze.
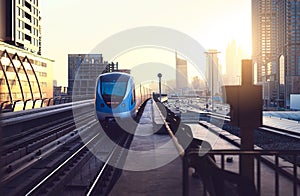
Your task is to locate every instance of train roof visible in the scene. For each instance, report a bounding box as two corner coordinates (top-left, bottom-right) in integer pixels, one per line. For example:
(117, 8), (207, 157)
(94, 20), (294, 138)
(100, 72), (131, 77)
(98, 72), (133, 82)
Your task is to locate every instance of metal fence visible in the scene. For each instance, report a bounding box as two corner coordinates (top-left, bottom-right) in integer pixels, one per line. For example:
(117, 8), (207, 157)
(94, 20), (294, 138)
(0, 94), (94, 112)
(184, 149), (300, 196)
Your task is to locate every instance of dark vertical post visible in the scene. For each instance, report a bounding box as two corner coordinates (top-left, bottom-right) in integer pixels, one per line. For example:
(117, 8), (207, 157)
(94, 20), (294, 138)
(0, 107), (2, 188)
(239, 60), (256, 182)
(223, 59), (262, 183)
(211, 54), (214, 111)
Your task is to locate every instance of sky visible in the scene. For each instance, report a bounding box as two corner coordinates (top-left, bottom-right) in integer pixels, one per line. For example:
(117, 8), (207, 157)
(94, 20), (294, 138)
(39, 0), (252, 87)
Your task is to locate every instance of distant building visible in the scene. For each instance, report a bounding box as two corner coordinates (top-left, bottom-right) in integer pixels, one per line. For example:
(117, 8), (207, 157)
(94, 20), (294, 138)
(0, 0), (53, 109)
(0, 0), (42, 55)
(205, 49), (221, 96)
(53, 85), (67, 97)
(68, 54), (107, 97)
(252, 0), (300, 108)
(175, 52), (188, 91)
(225, 40), (247, 85)
(284, 1), (300, 108)
(53, 80), (58, 86)
(0, 42), (53, 104)
(102, 62), (130, 74)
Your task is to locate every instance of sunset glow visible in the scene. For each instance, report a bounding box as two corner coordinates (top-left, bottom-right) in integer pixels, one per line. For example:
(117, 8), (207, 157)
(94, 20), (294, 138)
(39, 0), (252, 86)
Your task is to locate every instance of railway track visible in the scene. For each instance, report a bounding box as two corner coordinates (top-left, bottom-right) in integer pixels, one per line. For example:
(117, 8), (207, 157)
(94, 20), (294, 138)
(2, 113), (94, 173)
(198, 111), (300, 144)
(257, 124), (300, 140)
(1, 100), (94, 179)
(1, 99), (145, 195)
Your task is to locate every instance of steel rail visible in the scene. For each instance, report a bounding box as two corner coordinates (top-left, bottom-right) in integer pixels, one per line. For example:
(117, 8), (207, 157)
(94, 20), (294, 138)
(25, 133), (100, 196)
(86, 137), (122, 196)
(1, 119), (97, 184)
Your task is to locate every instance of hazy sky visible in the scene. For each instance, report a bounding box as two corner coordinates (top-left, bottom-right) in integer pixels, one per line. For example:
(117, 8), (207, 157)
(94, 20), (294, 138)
(40, 0), (252, 86)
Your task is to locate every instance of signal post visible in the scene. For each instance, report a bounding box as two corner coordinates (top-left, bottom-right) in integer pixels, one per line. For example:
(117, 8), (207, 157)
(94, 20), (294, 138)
(223, 59), (262, 182)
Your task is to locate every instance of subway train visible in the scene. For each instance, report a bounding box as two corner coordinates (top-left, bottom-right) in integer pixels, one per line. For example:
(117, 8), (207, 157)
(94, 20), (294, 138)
(95, 72), (151, 123)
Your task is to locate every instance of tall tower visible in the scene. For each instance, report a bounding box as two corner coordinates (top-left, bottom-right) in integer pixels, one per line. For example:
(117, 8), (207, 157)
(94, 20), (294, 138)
(285, 0), (300, 107)
(252, 0), (300, 108)
(0, 0), (42, 55)
(0, 0), (53, 108)
(225, 40), (242, 85)
(205, 49), (221, 97)
(175, 52), (188, 92)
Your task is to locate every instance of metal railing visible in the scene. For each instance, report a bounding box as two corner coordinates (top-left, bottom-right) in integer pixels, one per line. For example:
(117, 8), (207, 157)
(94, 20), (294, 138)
(0, 94), (94, 112)
(153, 99), (184, 156)
(185, 149), (300, 196)
(152, 98), (300, 196)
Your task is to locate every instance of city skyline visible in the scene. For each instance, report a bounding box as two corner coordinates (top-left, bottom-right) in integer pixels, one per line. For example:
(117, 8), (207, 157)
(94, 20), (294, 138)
(252, 0), (300, 108)
(39, 0), (252, 87)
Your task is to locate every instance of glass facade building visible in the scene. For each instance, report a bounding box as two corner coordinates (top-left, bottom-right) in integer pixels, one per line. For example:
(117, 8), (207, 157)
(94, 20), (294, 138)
(0, 42), (53, 109)
(252, 0), (300, 108)
(0, 0), (42, 55)
(0, 0), (53, 111)
(285, 1), (300, 107)
(176, 53), (188, 91)
(68, 54), (107, 97)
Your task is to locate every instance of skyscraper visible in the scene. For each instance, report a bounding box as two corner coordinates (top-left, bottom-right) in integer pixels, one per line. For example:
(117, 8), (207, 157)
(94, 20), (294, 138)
(252, 0), (300, 108)
(0, 0), (53, 110)
(285, 1), (300, 108)
(225, 40), (246, 85)
(175, 52), (188, 91)
(205, 49), (221, 97)
(0, 0), (42, 55)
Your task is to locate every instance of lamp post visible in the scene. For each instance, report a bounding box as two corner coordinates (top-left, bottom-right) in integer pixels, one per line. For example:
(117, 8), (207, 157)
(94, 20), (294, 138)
(205, 80), (209, 110)
(157, 73), (162, 102)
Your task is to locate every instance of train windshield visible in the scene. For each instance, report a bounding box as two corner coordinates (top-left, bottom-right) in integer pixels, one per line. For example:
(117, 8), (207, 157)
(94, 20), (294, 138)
(101, 82), (127, 97)
(100, 74), (129, 99)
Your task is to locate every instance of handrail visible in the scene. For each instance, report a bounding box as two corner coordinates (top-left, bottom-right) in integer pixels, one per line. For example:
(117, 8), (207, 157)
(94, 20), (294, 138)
(0, 95), (94, 112)
(23, 99), (32, 110)
(187, 149), (300, 156)
(153, 100), (185, 157)
(187, 149), (300, 196)
(1, 101), (10, 109)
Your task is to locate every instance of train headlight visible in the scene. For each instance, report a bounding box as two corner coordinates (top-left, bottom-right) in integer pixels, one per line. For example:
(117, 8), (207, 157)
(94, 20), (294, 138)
(121, 103), (126, 107)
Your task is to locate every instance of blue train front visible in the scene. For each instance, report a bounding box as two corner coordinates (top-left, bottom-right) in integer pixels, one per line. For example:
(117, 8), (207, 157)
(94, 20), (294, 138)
(95, 72), (137, 122)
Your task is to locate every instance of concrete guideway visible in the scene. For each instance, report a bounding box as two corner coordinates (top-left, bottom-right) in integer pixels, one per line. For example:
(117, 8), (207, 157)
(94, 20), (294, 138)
(109, 100), (185, 195)
(263, 116), (300, 133)
(110, 99), (300, 195)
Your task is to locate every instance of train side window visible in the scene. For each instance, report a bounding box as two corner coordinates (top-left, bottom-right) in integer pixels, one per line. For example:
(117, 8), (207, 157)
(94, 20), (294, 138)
(132, 89), (136, 105)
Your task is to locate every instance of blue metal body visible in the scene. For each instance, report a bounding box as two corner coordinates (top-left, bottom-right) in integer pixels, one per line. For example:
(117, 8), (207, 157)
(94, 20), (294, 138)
(95, 72), (137, 122)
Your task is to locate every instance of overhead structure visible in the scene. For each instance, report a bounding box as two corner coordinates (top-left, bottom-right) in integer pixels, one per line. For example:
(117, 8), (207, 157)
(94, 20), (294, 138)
(0, 49), (42, 103)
